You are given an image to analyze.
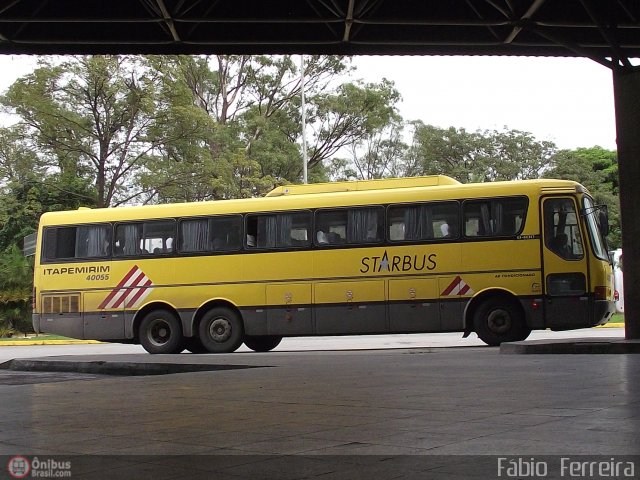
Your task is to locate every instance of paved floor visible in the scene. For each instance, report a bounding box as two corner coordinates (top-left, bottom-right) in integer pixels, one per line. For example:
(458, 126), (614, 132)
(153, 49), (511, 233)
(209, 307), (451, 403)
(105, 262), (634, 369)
(0, 338), (639, 479)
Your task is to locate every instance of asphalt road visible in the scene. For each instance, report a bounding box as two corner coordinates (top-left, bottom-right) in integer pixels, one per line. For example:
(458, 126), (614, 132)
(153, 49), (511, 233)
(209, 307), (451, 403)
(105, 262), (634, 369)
(0, 325), (636, 478)
(0, 326), (625, 363)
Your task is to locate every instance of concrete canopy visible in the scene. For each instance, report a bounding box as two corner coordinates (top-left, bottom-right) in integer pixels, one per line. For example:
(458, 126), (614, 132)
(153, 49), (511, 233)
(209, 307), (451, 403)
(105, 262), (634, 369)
(0, 0), (637, 68)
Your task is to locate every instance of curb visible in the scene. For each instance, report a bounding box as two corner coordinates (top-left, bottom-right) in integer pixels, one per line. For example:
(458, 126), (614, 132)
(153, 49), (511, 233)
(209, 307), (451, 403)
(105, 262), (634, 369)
(501, 337), (640, 354)
(0, 359), (264, 376)
(0, 339), (103, 346)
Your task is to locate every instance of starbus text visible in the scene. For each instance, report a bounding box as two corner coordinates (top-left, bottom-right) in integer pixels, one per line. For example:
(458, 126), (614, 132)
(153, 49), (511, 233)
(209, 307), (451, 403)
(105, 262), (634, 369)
(360, 251), (437, 273)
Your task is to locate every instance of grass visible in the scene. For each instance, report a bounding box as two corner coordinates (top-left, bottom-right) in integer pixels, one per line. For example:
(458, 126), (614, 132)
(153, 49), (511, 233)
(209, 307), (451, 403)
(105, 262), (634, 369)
(608, 313), (624, 325)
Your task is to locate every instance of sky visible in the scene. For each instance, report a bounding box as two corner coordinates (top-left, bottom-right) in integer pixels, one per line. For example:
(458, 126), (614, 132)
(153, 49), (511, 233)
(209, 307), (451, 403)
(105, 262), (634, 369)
(0, 54), (618, 151)
(350, 55), (616, 150)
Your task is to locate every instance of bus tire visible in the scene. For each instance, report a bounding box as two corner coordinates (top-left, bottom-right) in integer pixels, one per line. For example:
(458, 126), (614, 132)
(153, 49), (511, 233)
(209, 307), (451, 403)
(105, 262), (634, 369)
(244, 335), (282, 352)
(184, 336), (208, 354)
(139, 310), (184, 354)
(473, 297), (530, 346)
(198, 307), (244, 353)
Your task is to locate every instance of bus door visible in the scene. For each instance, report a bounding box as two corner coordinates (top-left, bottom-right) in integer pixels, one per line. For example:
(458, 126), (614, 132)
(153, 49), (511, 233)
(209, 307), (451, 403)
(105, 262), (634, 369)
(541, 197), (590, 329)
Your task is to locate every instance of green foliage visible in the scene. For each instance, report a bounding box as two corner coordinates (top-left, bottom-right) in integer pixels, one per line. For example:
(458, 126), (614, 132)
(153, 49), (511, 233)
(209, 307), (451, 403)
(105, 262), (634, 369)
(405, 123), (556, 183)
(309, 79), (401, 171)
(0, 245), (33, 333)
(0, 125), (45, 184)
(404, 123), (485, 182)
(1, 56), (165, 207)
(482, 129), (556, 181)
(0, 326), (15, 338)
(330, 119), (407, 180)
(138, 55), (395, 201)
(0, 176), (96, 253)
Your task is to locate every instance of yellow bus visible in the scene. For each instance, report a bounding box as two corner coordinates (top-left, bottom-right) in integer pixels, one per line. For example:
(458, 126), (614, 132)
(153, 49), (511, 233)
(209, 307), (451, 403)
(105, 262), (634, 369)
(32, 175), (615, 354)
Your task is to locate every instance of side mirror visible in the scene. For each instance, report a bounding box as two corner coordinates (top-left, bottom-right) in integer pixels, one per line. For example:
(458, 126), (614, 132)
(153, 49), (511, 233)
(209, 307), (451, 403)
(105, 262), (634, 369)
(598, 210), (610, 237)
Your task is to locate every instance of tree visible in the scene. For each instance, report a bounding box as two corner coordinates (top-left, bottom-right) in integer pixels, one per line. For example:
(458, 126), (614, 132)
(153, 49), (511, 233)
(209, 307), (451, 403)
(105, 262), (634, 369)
(0, 125), (45, 187)
(330, 118), (407, 180)
(404, 123), (490, 182)
(307, 79), (402, 174)
(0, 245), (32, 333)
(140, 56), (406, 201)
(0, 56), (174, 207)
(139, 55), (351, 201)
(405, 123), (558, 183)
(482, 129), (556, 181)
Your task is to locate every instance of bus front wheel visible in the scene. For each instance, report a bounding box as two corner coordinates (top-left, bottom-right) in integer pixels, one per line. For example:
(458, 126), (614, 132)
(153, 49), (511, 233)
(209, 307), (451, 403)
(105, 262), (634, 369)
(473, 297), (531, 346)
(244, 335), (283, 352)
(198, 307), (244, 353)
(139, 310), (184, 354)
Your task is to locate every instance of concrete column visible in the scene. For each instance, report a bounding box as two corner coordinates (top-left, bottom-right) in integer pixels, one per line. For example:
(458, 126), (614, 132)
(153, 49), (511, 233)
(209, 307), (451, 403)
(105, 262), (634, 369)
(612, 67), (640, 339)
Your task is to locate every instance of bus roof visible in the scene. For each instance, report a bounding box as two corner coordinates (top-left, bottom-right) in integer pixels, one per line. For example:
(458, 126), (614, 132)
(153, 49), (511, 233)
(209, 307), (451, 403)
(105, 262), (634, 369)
(265, 175), (460, 197)
(38, 177), (585, 226)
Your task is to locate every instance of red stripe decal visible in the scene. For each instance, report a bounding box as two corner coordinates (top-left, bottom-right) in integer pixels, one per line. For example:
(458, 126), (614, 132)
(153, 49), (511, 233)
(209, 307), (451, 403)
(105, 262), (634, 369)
(111, 271), (147, 309)
(459, 283), (471, 295)
(98, 265), (141, 309)
(441, 276), (461, 296)
(125, 279), (153, 308)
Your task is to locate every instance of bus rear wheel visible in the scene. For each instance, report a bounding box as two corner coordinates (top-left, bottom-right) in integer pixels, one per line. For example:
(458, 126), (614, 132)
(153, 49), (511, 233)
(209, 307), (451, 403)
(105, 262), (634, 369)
(244, 335), (283, 352)
(473, 297), (531, 346)
(198, 307), (244, 353)
(139, 310), (184, 354)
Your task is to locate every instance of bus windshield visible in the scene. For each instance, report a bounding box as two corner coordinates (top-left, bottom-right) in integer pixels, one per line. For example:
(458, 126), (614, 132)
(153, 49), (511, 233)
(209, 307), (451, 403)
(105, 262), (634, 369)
(583, 196), (609, 261)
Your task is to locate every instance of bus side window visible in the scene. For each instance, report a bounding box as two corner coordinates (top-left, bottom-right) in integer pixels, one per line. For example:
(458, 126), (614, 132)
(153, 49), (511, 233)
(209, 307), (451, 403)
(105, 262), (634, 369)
(432, 202), (459, 239)
(180, 218), (209, 252)
(463, 197), (527, 237)
(208, 216), (242, 251)
(388, 201), (459, 242)
(289, 212), (312, 247)
(76, 225), (111, 257)
(43, 224), (111, 261)
(143, 221), (175, 255)
(181, 215), (242, 253)
(115, 224), (141, 256)
(315, 210), (347, 246)
(316, 207), (383, 245)
(115, 221), (175, 257)
(246, 212), (311, 249)
(347, 207), (384, 244)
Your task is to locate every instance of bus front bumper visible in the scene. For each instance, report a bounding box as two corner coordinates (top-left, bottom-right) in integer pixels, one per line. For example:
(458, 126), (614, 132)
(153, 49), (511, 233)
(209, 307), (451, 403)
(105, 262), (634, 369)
(595, 299), (616, 326)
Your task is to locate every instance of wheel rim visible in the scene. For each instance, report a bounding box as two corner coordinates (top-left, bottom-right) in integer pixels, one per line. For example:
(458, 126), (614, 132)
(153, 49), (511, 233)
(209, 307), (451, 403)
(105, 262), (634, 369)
(487, 308), (512, 334)
(208, 317), (232, 343)
(148, 318), (172, 347)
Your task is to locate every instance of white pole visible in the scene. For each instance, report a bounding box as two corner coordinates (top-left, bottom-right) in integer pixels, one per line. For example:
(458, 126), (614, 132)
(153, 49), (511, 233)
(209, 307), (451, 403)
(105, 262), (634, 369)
(300, 54), (308, 184)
